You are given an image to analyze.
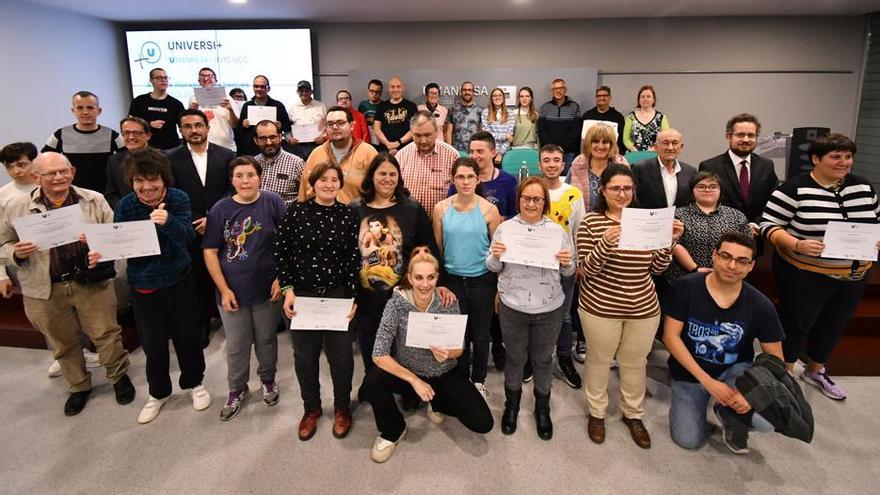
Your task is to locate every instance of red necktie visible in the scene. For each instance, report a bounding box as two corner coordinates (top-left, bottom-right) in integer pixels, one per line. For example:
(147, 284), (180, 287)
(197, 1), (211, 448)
(739, 160), (750, 203)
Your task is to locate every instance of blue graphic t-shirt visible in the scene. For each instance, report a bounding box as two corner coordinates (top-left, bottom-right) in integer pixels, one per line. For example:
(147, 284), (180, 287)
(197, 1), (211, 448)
(203, 191), (287, 308)
(663, 272), (785, 382)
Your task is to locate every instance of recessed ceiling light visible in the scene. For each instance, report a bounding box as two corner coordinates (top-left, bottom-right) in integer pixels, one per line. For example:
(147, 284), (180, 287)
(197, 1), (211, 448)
(229, 0), (247, 4)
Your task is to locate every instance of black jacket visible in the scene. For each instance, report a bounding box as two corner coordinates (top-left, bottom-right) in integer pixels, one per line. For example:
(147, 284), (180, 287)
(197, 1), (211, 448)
(166, 143), (235, 220)
(698, 151), (778, 224)
(582, 106), (626, 153)
(736, 353), (814, 443)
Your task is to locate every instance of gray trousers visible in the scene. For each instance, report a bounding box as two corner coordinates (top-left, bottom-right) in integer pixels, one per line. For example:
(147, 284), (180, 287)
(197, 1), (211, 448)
(219, 299), (281, 392)
(499, 303), (565, 395)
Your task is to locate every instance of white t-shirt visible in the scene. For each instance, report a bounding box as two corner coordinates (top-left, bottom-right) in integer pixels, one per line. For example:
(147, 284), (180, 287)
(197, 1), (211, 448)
(189, 96), (236, 152)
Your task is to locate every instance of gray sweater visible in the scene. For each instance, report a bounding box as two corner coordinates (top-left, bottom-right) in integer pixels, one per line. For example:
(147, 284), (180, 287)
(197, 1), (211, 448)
(485, 215), (576, 314)
(373, 288), (461, 378)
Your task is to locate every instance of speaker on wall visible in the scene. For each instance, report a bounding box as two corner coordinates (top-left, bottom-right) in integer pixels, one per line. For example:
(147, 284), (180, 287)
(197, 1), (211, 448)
(786, 127), (830, 180)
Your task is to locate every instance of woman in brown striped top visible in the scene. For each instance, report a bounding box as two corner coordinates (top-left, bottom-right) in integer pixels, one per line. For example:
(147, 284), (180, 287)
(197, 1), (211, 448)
(576, 163), (683, 449)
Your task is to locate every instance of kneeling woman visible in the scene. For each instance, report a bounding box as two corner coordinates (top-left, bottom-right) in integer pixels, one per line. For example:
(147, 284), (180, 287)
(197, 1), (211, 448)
(486, 177), (576, 440)
(361, 248), (494, 463)
(103, 148), (209, 424)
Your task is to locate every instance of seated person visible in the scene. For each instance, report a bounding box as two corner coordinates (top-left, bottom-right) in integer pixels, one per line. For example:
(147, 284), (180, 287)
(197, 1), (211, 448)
(663, 232), (782, 454)
(359, 247), (493, 463)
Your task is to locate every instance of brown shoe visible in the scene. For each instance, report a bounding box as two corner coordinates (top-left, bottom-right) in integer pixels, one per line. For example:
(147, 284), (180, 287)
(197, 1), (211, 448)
(332, 407), (352, 439)
(298, 409), (322, 441)
(622, 416), (651, 449)
(587, 415), (605, 444)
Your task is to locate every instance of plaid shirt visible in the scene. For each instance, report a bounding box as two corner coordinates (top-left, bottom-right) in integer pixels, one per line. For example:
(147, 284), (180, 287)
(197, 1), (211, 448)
(255, 149), (304, 205)
(397, 140), (459, 218)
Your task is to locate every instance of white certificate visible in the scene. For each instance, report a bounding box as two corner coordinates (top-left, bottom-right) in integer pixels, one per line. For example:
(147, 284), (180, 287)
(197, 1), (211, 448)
(10, 204), (85, 251)
(405, 312), (468, 350)
(499, 221), (562, 269)
(582, 119), (619, 139)
(193, 86), (227, 107)
(247, 105), (277, 124)
(290, 297), (353, 331)
(230, 99), (246, 118)
(84, 220), (160, 262)
(821, 221), (880, 261)
(619, 206), (675, 250)
(290, 123), (321, 142)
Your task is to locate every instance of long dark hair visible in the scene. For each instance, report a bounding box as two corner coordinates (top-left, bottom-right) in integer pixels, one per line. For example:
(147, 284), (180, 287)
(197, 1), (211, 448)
(594, 163), (637, 214)
(360, 152), (409, 203)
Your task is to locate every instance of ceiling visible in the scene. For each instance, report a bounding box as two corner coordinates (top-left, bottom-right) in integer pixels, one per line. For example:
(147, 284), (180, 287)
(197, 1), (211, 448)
(19, 0), (880, 23)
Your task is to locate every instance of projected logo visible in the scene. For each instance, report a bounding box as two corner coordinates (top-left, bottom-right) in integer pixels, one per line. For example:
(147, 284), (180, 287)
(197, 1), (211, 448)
(134, 41), (162, 68)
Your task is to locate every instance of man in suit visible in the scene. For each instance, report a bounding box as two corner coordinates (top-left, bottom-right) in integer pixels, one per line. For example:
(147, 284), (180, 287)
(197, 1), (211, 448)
(698, 113), (778, 233)
(105, 116), (152, 208)
(167, 108), (235, 345)
(632, 128), (696, 209)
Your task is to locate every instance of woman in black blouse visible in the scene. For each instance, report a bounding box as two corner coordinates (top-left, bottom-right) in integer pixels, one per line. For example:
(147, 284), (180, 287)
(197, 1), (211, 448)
(274, 161), (360, 442)
(351, 152), (453, 373)
(668, 171), (751, 282)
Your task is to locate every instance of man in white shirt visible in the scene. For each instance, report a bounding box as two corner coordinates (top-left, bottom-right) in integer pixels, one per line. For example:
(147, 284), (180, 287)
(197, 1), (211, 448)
(0, 142), (38, 297)
(287, 80), (326, 160)
(188, 67), (239, 152)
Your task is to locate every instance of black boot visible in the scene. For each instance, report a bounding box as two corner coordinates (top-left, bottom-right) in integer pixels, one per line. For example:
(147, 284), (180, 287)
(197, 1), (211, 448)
(534, 390), (553, 440)
(501, 388), (522, 435)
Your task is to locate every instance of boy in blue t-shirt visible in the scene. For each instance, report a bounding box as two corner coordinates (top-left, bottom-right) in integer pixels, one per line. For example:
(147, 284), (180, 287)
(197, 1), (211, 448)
(663, 232), (784, 454)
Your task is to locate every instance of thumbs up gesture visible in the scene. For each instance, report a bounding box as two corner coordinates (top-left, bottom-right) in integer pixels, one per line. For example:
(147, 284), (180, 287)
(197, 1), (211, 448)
(150, 202), (168, 226)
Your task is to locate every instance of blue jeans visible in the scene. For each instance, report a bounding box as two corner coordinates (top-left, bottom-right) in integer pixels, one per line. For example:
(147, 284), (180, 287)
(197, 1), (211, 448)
(562, 152), (576, 176)
(669, 361), (774, 449)
(555, 275), (576, 357)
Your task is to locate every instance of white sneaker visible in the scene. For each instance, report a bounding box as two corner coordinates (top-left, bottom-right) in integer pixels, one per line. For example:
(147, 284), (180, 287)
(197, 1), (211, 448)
(191, 385), (212, 411)
(474, 382), (490, 402)
(83, 350), (101, 368)
(48, 360), (62, 378)
(426, 403), (445, 424)
(138, 395), (170, 424)
(371, 427), (406, 463)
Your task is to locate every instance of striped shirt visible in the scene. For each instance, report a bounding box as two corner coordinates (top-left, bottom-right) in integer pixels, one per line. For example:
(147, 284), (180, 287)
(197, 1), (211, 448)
(760, 172), (880, 278)
(481, 108), (516, 155)
(576, 212), (674, 319)
(398, 140), (459, 218)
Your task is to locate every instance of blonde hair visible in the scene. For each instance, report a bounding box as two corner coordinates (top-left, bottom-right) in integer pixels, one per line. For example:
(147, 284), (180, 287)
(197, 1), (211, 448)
(582, 124), (620, 160)
(399, 246), (439, 289)
(486, 87), (509, 123)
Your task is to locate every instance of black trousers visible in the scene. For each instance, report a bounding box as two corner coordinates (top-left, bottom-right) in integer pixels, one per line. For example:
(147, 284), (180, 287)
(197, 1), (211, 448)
(290, 287), (354, 411)
(361, 366), (494, 442)
(131, 272), (206, 399)
(773, 254), (867, 364)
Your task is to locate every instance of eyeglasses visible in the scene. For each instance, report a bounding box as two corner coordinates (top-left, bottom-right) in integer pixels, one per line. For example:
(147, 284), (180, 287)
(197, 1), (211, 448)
(37, 169), (73, 178)
(151, 76), (169, 81)
(326, 120), (349, 128)
(256, 135), (280, 143)
(122, 130), (146, 137)
(605, 185), (634, 195)
(694, 184), (720, 191)
(198, 73), (215, 79)
(181, 123), (207, 130)
(715, 251), (753, 266)
(552, 86), (566, 91)
(252, 84), (268, 89)
(520, 196), (546, 205)
(453, 174), (478, 182)
(658, 141), (682, 148)
(596, 94), (610, 98)
(732, 132), (757, 139)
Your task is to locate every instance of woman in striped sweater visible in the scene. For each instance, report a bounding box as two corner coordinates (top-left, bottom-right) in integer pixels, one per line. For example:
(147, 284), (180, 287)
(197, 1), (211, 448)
(576, 163), (683, 449)
(761, 133), (879, 401)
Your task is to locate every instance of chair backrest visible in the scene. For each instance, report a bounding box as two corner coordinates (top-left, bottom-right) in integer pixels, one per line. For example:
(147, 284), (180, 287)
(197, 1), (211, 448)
(501, 148), (540, 179)
(458, 150), (470, 158)
(624, 150), (658, 163)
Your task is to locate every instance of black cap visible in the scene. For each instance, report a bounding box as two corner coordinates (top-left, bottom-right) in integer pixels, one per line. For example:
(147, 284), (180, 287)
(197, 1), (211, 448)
(297, 80), (312, 91)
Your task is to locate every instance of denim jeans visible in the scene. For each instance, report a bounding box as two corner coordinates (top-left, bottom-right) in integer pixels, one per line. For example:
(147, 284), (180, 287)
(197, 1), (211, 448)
(499, 303), (565, 395)
(445, 272), (497, 384)
(555, 275), (576, 357)
(669, 361), (774, 449)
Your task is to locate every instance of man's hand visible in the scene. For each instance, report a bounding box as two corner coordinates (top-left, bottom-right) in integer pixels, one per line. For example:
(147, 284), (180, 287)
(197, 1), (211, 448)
(150, 203), (168, 226)
(703, 378), (736, 406)
(12, 241), (38, 260)
(149, 120), (165, 129)
(241, 119), (250, 128)
(87, 250), (102, 269)
(192, 217), (207, 235)
(0, 279), (13, 298)
(727, 390), (752, 415)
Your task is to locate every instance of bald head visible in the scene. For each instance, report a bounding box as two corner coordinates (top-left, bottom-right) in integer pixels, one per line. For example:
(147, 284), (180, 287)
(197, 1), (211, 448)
(33, 152), (72, 173)
(654, 128), (684, 166)
(388, 77), (404, 102)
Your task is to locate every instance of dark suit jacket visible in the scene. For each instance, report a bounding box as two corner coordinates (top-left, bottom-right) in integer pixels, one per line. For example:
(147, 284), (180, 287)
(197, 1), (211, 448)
(166, 143), (235, 220)
(104, 148), (131, 208)
(632, 157), (696, 209)
(698, 151), (779, 224)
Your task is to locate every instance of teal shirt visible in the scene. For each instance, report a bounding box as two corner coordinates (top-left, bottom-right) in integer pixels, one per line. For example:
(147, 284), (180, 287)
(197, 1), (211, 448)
(442, 204), (489, 277)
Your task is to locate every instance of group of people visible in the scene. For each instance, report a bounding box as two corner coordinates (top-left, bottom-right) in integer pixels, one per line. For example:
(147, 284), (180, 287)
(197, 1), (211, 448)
(0, 68), (877, 463)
